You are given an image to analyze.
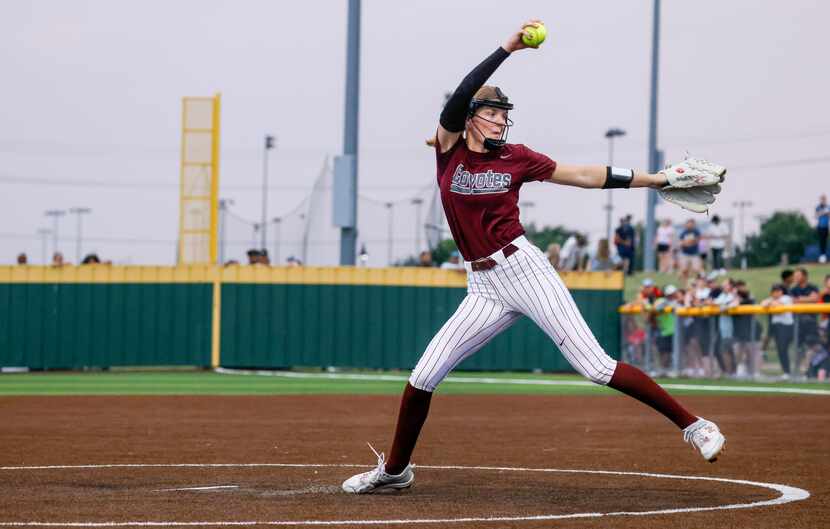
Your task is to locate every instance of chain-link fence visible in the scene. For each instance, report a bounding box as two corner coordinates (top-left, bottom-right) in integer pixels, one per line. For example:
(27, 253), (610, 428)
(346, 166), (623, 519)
(619, 304), (830, 381)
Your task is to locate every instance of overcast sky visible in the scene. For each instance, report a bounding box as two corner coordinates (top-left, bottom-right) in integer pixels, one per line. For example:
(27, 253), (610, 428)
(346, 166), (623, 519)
(2, 0), (829, 265)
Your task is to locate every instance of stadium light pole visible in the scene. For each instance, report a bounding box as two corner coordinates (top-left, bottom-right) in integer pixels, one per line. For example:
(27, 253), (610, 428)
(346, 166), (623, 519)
(44, 209), (66, 258)
(299, 213), (310, 264)
(252, 222), (260, 251)
(261, 135), (275, 250)
(339, 0), (361, 265)
(733, 200), (753, 269)
(411, 197), (424, 255)
(272, 216), (282, 265)
(218, 198), (234, 264)
(69, 207), (91, 264)
(644, 0), (661, 273)
(519, 201), (535, 227)
(37, 228), (52, 264)
(604, 128), (626, 242)
(385, 202), (394, 266)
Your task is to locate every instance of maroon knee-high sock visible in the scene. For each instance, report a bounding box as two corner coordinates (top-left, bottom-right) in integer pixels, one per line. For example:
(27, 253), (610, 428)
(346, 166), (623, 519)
(385, 383), (432, 475)
(607, 362), (697, 429)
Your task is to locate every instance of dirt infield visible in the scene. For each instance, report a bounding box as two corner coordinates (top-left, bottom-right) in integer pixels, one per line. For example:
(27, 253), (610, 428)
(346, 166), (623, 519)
(0, 393), (826, 528)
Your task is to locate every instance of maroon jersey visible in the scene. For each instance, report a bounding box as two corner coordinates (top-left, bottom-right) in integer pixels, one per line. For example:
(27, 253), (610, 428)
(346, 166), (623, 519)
(435, 137), (556, 261)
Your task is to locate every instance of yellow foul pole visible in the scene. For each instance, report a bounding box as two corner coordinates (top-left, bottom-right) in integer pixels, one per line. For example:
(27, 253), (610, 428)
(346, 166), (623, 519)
(210, 93), (222, 368)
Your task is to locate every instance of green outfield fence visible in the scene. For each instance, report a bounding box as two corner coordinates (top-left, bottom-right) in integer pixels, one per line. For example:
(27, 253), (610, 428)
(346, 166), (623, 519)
(0, 265), (623, 372)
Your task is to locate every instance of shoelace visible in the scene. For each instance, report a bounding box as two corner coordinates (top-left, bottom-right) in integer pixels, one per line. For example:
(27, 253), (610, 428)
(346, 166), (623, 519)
(367, 442), (384, 466)
(359, 442), (386, 484)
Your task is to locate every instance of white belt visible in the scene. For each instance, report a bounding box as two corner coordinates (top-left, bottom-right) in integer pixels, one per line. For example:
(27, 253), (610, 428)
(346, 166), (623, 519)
(463, 235), (533, 273)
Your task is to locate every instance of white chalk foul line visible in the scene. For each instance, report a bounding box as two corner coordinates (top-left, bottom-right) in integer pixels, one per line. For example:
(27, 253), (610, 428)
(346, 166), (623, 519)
(153, 485), (239, 492)
(0, 463), (810, 526)
(214, 367), (830, 396)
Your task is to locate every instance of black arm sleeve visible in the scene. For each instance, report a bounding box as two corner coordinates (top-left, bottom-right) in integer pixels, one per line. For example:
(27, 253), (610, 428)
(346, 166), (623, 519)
(439, 47), (511, 133)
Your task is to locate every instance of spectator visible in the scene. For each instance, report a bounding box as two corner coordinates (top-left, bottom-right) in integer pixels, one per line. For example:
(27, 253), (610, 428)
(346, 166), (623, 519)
(637, 278), (663, 304)
(589, 238), (620, 271)
(698, 227), (709, 272)
(791, 268), (820, 303)
(705, 270), (722, 298)
(706, 215), (729, 273)
(653, 284), (682, 373)
(623, 316), (647, 366)
(702, 273), (729, 375)
(804, 335), (830, 380)
(711, 278), (739, 375)
(51, 252), (65, 267)
(733, 280), (761, 379)
(245, 248), (270, 265)
(684, 276), (711, 377)
(820, 274), (830, 348)
(761, 283), (795, 379)
(440, 251), (464, 270)
(16, 253), (27, 265)
(614, 215), (636, 275)
(286, 256), (303, 267)
(759, 268), (795, 355)
(560, 233), (588, 271)
(655, 219), (674, 273)
(780, 269), (795, 294)
(418, 250), (434, 267)
(816, 194), (829, 263)
(790, 267), (820, 370)
(686, 276), (710, 307)
(678, 219), (703, 282)
(81, 253), (101, 264)
(546, 243), (561, 271)
(224, 259), (239, 266)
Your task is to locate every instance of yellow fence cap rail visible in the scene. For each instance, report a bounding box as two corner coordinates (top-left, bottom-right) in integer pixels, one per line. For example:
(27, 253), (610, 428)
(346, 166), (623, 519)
(619, 302), (830, 316)
(0, 265), (218, 283)
(0, 265), (622, 290)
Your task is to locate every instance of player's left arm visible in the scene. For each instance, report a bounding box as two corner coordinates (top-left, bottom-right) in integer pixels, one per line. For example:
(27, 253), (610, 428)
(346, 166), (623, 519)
(547, 164), (667, 189)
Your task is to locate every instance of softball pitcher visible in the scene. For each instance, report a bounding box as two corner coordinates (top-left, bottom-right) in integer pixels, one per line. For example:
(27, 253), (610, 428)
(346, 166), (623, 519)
(343, 19), (726, 494)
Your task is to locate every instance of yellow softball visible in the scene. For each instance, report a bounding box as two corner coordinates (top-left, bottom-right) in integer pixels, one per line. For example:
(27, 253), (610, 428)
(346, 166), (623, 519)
(522, 23), (547, 47)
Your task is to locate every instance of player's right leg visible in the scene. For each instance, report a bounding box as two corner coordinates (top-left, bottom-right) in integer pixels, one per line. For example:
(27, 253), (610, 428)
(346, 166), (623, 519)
(342, 294), (519, 493)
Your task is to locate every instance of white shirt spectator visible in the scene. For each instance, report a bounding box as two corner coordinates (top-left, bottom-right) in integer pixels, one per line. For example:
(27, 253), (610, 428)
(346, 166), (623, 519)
(713, 289), (737, 337)
(707, 222), (729, 250)
(770, 295), (794, 325)
(560, 235), (586, 270)
(713, 290), (736, 309)
(656, 224), (674, 247)
(694, 287), (711, 303)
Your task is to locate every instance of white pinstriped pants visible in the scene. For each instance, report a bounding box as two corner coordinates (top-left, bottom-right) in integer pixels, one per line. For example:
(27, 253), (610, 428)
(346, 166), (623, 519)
(409, 236), (618, 392)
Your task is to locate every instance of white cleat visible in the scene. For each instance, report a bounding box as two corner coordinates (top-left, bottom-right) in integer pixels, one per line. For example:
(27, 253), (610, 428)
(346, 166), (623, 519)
(683, 418), (726, 463)
(342, 443), (414, 494)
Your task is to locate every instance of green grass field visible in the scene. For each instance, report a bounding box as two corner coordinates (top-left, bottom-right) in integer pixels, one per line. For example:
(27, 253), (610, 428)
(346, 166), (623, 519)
(1, 370), (828, 396)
